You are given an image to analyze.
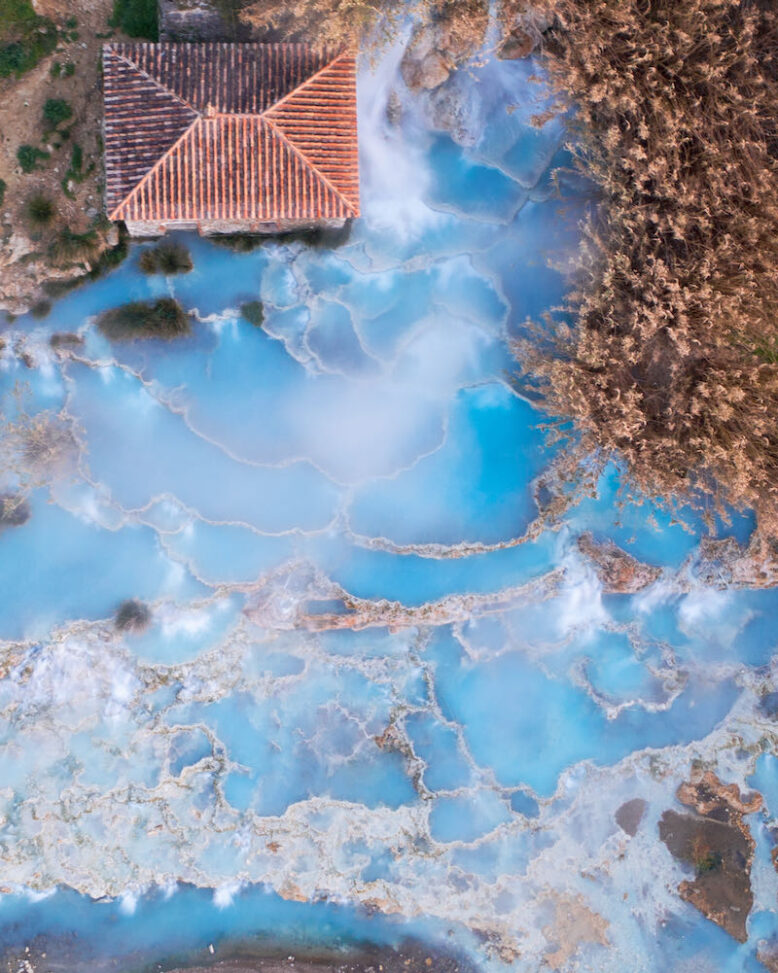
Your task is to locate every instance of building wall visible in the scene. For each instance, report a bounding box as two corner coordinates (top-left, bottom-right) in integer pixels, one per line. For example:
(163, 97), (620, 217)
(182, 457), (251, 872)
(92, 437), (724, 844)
(124, 218), (348, 238)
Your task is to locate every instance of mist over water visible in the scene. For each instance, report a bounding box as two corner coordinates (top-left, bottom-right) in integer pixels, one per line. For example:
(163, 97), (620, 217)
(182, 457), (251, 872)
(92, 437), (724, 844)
(0, 24), (777, 973)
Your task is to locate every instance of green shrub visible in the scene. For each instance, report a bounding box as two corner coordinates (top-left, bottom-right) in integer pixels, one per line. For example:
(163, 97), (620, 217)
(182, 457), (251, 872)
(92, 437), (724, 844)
(110, 0), (158, 40)
(241, 300), (264, 328)
(16, 144), (49, 173)
(25, 192), (55, 226)
(138, 239), (193, 275)
(0, 0), (58, 78)
(61, 143), (91, 198)
(49, 60), (61, 77)
(0, 178), (6, 207)
(64, 61), (75, 76)
(42, 97), (73, 129)
(97, 298), (191, 341)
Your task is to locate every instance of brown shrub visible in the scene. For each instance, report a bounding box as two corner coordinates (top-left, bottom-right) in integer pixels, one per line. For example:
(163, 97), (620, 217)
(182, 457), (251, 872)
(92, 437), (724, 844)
(513, 0), (778, 533)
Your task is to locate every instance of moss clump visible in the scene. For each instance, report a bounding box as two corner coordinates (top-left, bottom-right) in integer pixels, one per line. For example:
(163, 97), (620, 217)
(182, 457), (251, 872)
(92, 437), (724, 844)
(97, 297), (191, 341)
(49, 228), (99, 267)
(17, 144), (49, 173)
(138, 240), (193, 276)
(109, 0), (158, 40)
(115, 598), (151, 632)
(514, 0), (778, 532)
(25, 192), (55, 226)
(241, 300), (264, 328)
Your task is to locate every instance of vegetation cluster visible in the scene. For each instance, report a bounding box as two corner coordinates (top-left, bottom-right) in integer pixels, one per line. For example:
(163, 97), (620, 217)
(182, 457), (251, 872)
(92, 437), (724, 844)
(241, 300), (264, 328)
(109, 0), (158, 40)
(138, 240), (193, 275)
(96, 298), (192, 341)
(514, 0), (778, 531)
(0, 0), (58, 78)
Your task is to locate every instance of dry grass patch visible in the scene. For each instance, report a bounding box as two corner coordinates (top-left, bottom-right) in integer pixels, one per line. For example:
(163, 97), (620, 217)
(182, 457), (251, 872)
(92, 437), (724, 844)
(514, 0), (778, 532)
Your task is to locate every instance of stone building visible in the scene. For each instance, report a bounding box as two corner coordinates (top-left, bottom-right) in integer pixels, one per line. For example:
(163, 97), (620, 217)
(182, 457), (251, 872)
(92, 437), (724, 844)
(102, 43), (360, 237)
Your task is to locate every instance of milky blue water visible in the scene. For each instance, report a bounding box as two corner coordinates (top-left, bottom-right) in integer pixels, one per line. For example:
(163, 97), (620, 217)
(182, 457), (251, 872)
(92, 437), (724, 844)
(0, 28), (777, 973)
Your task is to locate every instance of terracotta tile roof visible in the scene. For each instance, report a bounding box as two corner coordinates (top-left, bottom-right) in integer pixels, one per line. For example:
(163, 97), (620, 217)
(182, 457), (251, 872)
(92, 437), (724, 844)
(103, 43), (360, 224)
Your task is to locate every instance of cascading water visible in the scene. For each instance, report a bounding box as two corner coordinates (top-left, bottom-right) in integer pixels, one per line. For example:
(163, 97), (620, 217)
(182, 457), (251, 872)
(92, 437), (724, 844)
(0, 21), (776, 973)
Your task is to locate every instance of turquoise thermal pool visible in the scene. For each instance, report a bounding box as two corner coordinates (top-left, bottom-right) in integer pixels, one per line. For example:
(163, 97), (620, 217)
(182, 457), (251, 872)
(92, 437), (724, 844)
(0, 29), (777, 973)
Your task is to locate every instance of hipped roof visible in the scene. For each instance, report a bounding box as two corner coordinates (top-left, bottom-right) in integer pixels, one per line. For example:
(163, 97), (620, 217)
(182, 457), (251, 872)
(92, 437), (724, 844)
(103, 42), (360, 223)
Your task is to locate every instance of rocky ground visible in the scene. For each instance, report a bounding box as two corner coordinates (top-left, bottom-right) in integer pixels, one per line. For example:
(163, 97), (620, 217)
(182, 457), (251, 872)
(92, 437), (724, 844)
(0, 0), (125, 317)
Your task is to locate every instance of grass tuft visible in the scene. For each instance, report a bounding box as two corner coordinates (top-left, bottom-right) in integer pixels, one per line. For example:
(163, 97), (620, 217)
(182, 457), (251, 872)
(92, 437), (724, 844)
(97, 297), (191, 341)
(115, 598), (151, 632)
(25, 192), (55, 226)
(138, 239), (193, 276)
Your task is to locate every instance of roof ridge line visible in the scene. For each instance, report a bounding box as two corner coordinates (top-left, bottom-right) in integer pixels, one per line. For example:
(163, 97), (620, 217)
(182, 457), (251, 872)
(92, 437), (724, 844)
(110, 116), (200, 221)
(262, 115), (357, 217)
(110, 48), (201, 116)
(261, 51), (351, 117)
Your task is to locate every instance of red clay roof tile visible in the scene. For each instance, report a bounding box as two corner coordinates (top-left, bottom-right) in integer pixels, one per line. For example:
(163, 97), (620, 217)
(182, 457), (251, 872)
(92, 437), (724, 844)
(103, 43), (360, 224)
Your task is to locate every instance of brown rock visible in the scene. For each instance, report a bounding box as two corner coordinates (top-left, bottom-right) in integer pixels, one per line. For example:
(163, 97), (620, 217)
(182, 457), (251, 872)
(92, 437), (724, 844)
(659, 770), (763, 943)
(401, 48), (451, 92)
(497, 29), (535, 60)
(577, 532), (661, 593)
(615, 797), (647, 837)
(401, 0), (488, 92)
(497, 0), (554, 59)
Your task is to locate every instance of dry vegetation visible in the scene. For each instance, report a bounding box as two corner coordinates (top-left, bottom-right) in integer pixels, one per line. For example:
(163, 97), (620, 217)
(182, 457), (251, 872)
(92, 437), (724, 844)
(513, 0), (778, 532)
(236, 0), (401, 47)
(235, 0), (484, 50)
